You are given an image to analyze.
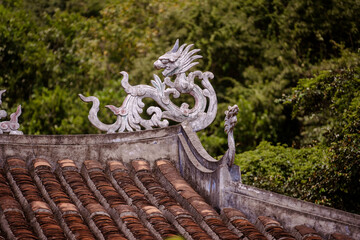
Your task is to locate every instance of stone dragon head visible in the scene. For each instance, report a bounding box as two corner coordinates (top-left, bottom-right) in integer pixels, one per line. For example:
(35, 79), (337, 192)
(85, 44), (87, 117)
(154, 39), (202, 77)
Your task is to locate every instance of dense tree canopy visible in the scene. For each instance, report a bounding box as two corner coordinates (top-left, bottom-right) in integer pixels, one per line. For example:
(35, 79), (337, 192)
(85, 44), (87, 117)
(1, 0), (359, 213)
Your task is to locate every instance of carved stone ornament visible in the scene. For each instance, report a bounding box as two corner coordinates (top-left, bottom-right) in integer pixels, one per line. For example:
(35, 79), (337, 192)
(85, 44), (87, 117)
(80, 40), (217, 133)
(222, 105), (239, 167)
(0, 90), (23, 135)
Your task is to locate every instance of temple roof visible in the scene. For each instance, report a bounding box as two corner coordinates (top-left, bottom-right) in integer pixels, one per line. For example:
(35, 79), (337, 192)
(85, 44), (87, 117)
(0, 124), (358, 239)
(0, 39), (358, 239)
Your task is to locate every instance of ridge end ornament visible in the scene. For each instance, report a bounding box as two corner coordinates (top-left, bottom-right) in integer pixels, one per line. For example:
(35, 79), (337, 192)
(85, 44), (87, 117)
(80, 40), (217, 133)
(0, 90), (23, 135)
(222, 105), (239, 167)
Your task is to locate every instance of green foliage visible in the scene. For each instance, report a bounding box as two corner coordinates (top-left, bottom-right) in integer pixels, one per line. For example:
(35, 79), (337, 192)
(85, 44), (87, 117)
(0, 3), (52, 102)
(0, 0), (140, 134)
(287, 61), (360, 213)
(236, 141), (328, 200)
(21, 86), (88, 134)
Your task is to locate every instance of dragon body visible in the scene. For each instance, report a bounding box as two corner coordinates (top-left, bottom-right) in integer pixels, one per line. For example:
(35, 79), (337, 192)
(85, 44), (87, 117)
(80, 40), (217, 133)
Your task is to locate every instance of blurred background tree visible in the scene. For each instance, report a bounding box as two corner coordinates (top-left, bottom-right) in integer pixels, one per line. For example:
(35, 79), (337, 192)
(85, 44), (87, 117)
(1, 0), (359, 213)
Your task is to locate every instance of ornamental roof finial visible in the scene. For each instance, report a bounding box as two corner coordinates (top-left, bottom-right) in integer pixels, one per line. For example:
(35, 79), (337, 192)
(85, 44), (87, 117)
(80, 40), (217, 133)
(0, 90), (23, 135)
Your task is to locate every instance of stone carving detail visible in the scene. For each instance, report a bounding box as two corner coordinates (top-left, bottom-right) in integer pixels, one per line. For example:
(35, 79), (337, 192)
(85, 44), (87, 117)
(0, 90), (23, 135)
(222, 105), (239, 167)
(80, 40), (217, 133)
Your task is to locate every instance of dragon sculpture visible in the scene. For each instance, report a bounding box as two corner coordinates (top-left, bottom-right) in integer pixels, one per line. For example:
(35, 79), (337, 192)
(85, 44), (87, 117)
(80, 40), (217, 133)
(0, 90), (23, 135)
(222, 105), (239, 167)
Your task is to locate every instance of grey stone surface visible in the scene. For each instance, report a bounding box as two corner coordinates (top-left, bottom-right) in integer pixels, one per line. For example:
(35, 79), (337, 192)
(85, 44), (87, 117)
(0, 125), (180, 168)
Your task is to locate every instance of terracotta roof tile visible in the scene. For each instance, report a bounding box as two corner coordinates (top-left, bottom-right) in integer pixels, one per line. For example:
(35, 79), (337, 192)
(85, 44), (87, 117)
(58, 159), (77, 168)
(221, 207), (267, 240)
(107, 160), (179, 239)
(222, 208), (247, 220)
(108, 160), (128, 172)
(83, 159), (103, 170)
(293, 225), (323, 240)
(6, 158), (27, 168)
(330, 232), (355, 240)
(132, 159), (151, 172)
(257, 216), (296, 240)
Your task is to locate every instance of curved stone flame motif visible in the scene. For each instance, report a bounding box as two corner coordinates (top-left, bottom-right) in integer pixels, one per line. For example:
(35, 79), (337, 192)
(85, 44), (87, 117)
(80, 40), (217, 133)
(0, 90), (23, 135)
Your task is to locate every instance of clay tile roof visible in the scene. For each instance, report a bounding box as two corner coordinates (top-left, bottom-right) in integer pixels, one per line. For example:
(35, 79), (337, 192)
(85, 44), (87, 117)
(0, 128), (358, 239)
(258, 216), (281, 227)
(5, 158), (66, 239)
(154, 159), (240, 240)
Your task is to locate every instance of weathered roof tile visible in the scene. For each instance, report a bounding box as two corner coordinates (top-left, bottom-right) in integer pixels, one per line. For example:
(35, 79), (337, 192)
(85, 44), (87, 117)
(132, 159), (151, 172)
(257, 216), (296, 240)
(293, 225), (323, 240)
(330, 232), (355, 240)
(221, 207), (267, 240)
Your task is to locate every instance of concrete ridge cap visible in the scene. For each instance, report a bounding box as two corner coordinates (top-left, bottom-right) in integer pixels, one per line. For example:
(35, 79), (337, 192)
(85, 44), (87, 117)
(232, 183), (360, 222)
(0, 133), (178, 146)
(180, 122), (219, 164)
(231, 186), (360, 228)
(178, 134), (214, 173)
(0, 124), (181, 142)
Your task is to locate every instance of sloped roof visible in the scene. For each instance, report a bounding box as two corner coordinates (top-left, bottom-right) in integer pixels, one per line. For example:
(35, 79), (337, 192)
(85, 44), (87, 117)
(0, 124), (358, 239)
